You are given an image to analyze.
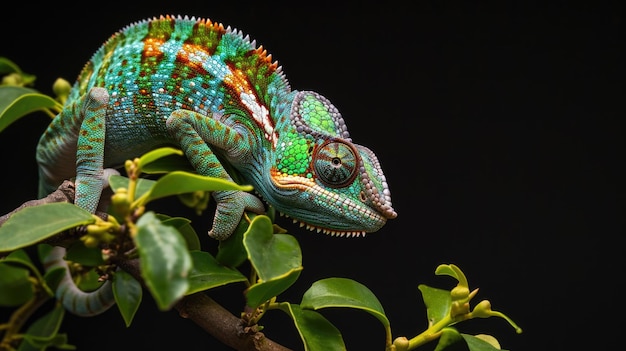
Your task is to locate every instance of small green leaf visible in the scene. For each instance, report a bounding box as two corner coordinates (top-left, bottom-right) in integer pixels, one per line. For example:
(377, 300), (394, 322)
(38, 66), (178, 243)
(109, 175), (155, 199)
(2, 249), (38, 274)
(433, 327), (463, 351)
(469, 334), (503, 350)
(0, 86), (60, 132)
(186, 250), (247, 295)
(142, 171), (253, 204)
(462, 333), (507, 351)
(18, 302), (70, 350)
(159, 216), (201, 251)
(243, 215), (302, 308)
(42, 267), (66, 295)
(135, 211), (192, 311)
(18, 333), (75, 351)
(216, 213), (257, 268)
(418, 284), (452, 325)
(108, 174), (129, 191)
(75, 269), (104, 292)
(113, 270), (143, 327)
(136, 147), (184, 171)
(0, 203), (95, 252)
(301, 277), (389, 328)
(141, 152), (195, 174)
(279, 303), (346, 351)
(0, 57), (22, 75)
(0, 262), (33, 306)
(435, 264), (469, 288)
(64, 241), (104, 267)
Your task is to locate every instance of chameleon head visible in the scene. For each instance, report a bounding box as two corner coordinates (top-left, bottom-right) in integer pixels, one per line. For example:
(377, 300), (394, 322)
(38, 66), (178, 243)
(262, 91), (397, 237)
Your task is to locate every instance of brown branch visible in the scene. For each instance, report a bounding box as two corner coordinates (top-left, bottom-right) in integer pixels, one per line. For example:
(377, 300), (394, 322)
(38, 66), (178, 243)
(0, 180), (75, 226)
(0, 181), (293, 351)
(116, 258), (292, 351)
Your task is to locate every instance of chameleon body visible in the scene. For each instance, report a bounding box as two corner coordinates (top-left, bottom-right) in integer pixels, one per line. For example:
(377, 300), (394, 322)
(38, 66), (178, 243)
(36, 15), (397, 316)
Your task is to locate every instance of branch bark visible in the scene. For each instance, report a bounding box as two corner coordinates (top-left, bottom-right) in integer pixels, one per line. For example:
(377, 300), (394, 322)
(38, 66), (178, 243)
(0, 181), (293, 351)
(115, 258), (292, 351)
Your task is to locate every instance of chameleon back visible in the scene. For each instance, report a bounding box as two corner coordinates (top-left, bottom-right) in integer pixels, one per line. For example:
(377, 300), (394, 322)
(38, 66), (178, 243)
(67, 15), (292, 166)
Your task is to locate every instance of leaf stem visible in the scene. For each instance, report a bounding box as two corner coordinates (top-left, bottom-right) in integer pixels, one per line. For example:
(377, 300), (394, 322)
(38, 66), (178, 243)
(407, 315), (452, 349)
(0, 278), (51, 350)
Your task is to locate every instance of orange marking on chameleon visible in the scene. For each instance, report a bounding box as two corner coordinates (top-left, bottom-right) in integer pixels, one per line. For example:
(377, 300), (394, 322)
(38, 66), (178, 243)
(143, 38), (165, 57)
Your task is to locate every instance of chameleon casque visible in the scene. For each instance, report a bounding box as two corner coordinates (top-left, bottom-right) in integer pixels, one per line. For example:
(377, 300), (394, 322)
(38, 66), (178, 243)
(36, 15), (397, 316)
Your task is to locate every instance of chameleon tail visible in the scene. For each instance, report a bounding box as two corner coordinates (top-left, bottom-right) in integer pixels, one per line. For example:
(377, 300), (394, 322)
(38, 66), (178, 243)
(42, 246), (115, 316)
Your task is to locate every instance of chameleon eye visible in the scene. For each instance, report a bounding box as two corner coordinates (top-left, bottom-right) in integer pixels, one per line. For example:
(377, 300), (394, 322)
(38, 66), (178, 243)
(313, 140), (359, 188)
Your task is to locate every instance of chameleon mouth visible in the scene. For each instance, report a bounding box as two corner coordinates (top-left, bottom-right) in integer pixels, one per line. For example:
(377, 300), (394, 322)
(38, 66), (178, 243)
(279, 212), (367, 238)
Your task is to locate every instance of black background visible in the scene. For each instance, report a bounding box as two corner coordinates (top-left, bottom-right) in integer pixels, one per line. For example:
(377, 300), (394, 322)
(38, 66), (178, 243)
(1, 1), (622, 350)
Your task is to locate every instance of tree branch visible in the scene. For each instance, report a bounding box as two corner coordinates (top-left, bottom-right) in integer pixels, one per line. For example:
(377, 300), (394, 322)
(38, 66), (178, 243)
(0, 180), (75, 226)
(115, 258), (292, 351)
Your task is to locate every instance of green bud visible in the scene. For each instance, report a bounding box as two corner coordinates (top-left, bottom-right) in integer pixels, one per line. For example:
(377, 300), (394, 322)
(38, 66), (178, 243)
(450, 286), (470, 301)
(52, 78), (71, 103)
(86, 224), (106, 235)
(1, 73), (22, 86)
(392, 336), (409, 351)
(111, 189), (131, 215)
(450, 300), (470, 318)
(81, 235), (99, 248)
(471, 300), (493, 318)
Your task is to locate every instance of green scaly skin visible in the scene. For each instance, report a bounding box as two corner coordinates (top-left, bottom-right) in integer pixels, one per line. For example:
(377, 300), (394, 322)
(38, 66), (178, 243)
(36, 15), (397, 316)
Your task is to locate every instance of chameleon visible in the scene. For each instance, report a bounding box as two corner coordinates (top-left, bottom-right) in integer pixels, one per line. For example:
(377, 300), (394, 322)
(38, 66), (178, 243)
(36, 15), (397, 316)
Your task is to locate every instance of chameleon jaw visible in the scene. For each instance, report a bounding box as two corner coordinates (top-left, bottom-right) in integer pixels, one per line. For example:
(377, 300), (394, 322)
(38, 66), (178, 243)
(266, 169), (388, 236)
(278, 212), (367, 238)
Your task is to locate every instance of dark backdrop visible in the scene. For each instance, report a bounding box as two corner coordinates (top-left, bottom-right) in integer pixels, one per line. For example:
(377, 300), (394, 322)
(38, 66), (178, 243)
(1, 1), (622, 350)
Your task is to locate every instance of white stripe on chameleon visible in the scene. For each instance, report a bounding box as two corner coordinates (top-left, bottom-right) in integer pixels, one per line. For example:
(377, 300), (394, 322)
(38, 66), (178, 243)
(240, 91), (278, 147)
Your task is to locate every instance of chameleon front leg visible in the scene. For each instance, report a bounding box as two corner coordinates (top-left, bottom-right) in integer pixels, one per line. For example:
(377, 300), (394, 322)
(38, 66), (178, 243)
(39, 87), (115, 316)
(166, 109), (266, 240)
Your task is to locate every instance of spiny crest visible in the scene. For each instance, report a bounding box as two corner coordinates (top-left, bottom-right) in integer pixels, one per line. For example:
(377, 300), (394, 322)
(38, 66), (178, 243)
(82, 14), (290, 92)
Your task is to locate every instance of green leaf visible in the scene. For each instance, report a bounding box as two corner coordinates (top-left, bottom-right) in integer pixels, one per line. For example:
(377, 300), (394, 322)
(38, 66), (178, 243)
(141, 152), (195, 174)
(279, 303), (346, 351)
(2, 249), (38, 273)
(159, 216), (201, 251)
(463, 333), (507, 351)
(0, 57), (22, 75)
(186, 250), (247, 295)
(42, 267), (66, 295)
(243, 215), (302, 308)
(113, 270), (143, 327)
(75, 269), (104, 292)
(433, 327), (463, 351)
(134, 211), (192, 311)
(64, 241), (104, 266)
(0, 86), (59, 132)
(109, 175), (155, 199)
(142, 171), (253, 204)
(301, 277), (389, 328)
(18, 302), (74, 351)
(136, 147), (184, 171)
(216, 213), (257, 268)
(18, 333), (75, 351)
(418, 284), (452, 325)
(0, 262), (33, 306)
(0, 203), (95, 252)
(435, 264), (469, 288)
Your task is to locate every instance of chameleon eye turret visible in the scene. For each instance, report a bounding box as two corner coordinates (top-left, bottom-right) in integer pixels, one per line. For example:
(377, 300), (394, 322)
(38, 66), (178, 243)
(313, 140), (359, 188)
